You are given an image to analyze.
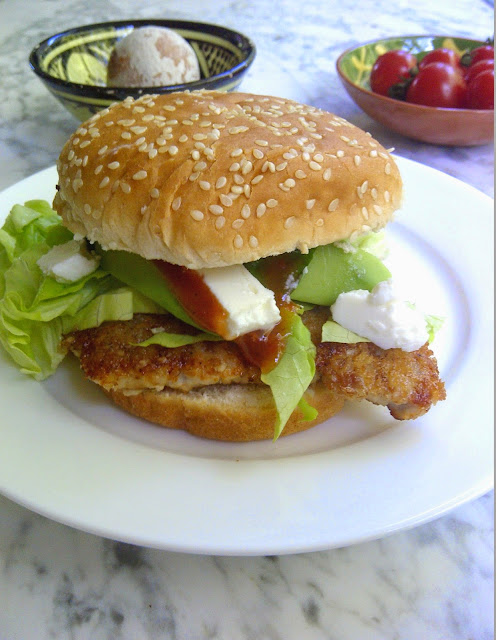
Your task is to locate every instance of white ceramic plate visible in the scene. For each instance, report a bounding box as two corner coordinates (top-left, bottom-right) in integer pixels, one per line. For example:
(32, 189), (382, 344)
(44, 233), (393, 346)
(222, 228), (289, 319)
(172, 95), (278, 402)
(0, 159), (493, 555)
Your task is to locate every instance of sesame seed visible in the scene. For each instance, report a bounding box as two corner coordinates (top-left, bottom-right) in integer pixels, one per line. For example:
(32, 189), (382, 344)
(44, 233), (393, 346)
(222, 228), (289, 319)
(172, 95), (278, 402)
(120, 182), (131, 194)
(200, 120), (212, 127)
(118, 119), (135, 127)
(362, 207), (369, 219)
(133, 106), (145, 113)
(150, 188), (160, 199)
(233, 174), (244, 185)
(385, 163), (392, 175)
(172, 197), (182, 211)
(279, 184), (290, 192)
(328, 198), (339, 212)
(220, 194), (232, 206)
(200, 181), (211, 191)
(209, 204), (224, 215)
(253, 148), (264, 159)
(244, 184), (251, 198)
(189, 172), (199, 182)
(309, 161), (322, 171)
(194, 142), (206, 150)
(316, 218), (324, 227)
(302, 152), (311, 162)
(163, 105), (176, 112)
(306, 199), (316, 210)
(284, 216), (295, 229)
(140, 143), (149, 152)
(231, 185), (243, 194)
(323, 168), (332, 181)
(370, 149), (378, 157)
(169, 146), (178, 156)
(215, 216), (225, 229)
(354, 155), (361, 167)
(249, 235), (258, 248)
(191, 150), (201, 161)
(67, 150), (75, 161)
(276, 162), (287, 171)
(251, 175), (264, 185)
(284, 178), (296, 188)
(232, 219), (244, 229)
(148, 149), (158, 159)
(82, 155), (88, 167)
(242, 161), (253, 175)
(241, 204), (251, 219)
(216, 176), (227, 189)
(384, 190), (391, 203)
(83, 203), (91, 214)
(108, 161), (120, 170)
(99, 176), (110, 188)
(121, 132), (132, 140)
(80, 140), (91, 149)
(132, 170), (147, 181)
(371, 188), (378, 200)
(229, 162), (240, 172)
(179, 135), (188, 143)
(194, 161), (207, 172)
(94, 165), (103, 175)
(234, 234), (243, 249)
(190, 209), (204, 221)
(231, 148), (243, 157)
(98, 145), (108, 156)
(373, 204), (383, 215)
(156, 137), (167, 146)
(336, 150), (345, 158)
(295, 170), (307, 179)
(256, 203), (266, 217)
(193, 133), (207, 141)
(183, 119), (193, 126)
(361, 180), (369, 194)
(142, 114), (155, 122)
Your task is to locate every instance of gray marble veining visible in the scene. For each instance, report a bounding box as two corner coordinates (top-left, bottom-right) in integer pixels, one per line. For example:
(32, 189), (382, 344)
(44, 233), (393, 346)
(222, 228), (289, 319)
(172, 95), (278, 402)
(0, 0), (493, 638)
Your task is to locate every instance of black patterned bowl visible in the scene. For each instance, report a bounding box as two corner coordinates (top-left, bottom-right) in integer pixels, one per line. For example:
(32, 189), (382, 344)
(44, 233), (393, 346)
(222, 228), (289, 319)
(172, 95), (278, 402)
(29, 19), (256, 122)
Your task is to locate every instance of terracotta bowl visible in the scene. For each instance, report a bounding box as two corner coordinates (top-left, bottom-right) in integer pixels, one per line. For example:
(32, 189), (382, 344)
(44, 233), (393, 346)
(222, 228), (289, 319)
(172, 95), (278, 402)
(29, 19), (256, 122)
(336, 35), (494, 146)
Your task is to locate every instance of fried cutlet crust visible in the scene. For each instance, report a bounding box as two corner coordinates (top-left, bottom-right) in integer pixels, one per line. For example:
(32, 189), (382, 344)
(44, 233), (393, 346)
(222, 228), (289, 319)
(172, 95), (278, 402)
(64, 309), (445, 429)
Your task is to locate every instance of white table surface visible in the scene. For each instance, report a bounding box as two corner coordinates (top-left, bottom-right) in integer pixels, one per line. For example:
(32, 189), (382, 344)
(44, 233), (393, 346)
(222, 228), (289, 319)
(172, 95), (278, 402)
(0, 0), (493, 638)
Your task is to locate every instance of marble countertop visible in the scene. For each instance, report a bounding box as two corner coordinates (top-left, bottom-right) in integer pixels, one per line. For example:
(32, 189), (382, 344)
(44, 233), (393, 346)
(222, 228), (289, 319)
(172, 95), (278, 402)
(0, 0), (493, 638)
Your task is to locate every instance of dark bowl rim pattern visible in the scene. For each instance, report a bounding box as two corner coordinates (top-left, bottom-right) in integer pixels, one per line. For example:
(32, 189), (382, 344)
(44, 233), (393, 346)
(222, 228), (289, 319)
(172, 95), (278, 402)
(336, 34), (494, 114)
(29, 19), (257, 99)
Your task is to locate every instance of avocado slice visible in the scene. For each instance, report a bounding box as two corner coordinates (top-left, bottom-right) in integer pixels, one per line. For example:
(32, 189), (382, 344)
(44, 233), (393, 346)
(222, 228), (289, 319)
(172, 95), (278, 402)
(291, 244), (391, 306)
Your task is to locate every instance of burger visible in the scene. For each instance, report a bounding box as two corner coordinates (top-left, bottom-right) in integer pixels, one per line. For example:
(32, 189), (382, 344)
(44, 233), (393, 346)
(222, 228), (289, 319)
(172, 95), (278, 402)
(0, 91), (445, 440)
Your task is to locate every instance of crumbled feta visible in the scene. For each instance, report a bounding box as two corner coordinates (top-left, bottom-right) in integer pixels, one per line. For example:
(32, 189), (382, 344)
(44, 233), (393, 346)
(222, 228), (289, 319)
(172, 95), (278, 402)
(37, 239), (100, 283)
(331, 279), (428, 352)
(198, 264), (281, 339)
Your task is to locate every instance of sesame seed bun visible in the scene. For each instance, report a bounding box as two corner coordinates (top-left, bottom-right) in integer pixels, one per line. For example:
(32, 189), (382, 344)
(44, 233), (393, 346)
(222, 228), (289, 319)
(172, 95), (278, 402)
(53, 91), (402, 269)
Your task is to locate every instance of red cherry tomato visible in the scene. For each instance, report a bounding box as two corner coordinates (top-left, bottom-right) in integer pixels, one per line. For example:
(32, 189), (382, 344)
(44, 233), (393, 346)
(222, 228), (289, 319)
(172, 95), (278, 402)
(405, 62), (467, 108)
(465, 69), (494, 109)
(419, 48), (461, 70)
(465, 58), (494, 84)
(469, 45), (495, 66)
(370, 50), (417, 96)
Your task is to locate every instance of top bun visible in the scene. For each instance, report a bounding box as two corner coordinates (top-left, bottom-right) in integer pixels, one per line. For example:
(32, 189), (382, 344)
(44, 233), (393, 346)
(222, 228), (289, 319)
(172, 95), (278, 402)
(54, 91), (402, 269)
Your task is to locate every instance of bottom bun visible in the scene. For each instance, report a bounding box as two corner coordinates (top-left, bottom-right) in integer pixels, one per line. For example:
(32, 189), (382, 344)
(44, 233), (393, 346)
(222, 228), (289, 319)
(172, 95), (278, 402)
(107, 383), (345, 441)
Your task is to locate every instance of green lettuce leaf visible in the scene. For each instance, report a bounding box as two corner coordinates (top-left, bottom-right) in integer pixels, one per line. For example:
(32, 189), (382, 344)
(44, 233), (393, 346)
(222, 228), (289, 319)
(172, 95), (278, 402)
(425, 314), (444, 343)
(0, 201), (160, 380)
(321, 319), (370, 344)
(137, 331), (222, 348)
(261, 313), (316, 440)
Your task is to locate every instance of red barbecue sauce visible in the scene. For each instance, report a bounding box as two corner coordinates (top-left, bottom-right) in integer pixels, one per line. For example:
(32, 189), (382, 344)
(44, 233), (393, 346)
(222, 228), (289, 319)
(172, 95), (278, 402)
(154, 253), (306, 374)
